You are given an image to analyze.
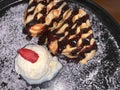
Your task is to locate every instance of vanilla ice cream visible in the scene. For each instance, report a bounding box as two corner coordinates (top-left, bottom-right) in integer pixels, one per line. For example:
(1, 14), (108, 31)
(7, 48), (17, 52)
(15, 45), (62, 85)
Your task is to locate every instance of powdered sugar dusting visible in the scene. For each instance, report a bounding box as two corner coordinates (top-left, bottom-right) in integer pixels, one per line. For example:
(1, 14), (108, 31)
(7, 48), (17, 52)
(0, 1), (120, 90)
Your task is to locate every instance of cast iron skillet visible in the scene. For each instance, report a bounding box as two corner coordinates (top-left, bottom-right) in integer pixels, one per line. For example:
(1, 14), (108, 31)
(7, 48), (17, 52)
(0, 0), (120, 89)
(0, 0), (120, 46)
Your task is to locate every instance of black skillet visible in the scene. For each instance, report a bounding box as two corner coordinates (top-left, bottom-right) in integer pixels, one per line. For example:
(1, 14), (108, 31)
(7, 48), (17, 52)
(0, 0), (120, 90)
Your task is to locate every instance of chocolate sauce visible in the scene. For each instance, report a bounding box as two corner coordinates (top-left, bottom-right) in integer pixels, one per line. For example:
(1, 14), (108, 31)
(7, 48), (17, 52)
(26, 0), (49, 25)
(26, 1), (37, 18)
(82, 34), (93, 46)
(56, 33), (65, 38)
(51, 10), (89, 53)
(92, 41), (97, 50)
(38, 1), (47, 5)
(71, 35), (96, 60)
(50, 9), (79, 36)
(70, 45), (83, 56)
(75, 14), (89, 26)
(23, 27), (28, 34)
(26, 35), (32, 41)
(24, 0), (97, 63)
(47, 33), (58, 52)
(82, 27), (91, 33)
(58, 5), (69, 21)
(39, 7), (47, 15)
(38, 33), (47, 44)
(48, 34), (57, 42)
(53, 9), (79, 35)
(38, 27), (49, 44)
(48, 1), (68, 28)
(52, 5), (70, 25)
(69, 28), (76, 35)
(86, 34), (93, 40)
(48, 18), (57, 27)
(82, 38), (90, 46)
(77, 53), (85, 60)
(48, 1), (64, 13)
(26, 19), (39, 27)
(28, 1), (37, 8)
(70, 31), (82, 46)
(37, 7), (47, 23)
(27, 0), (47, 16)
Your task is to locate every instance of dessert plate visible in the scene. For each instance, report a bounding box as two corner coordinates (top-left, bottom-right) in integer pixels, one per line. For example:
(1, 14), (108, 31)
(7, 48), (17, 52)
(0, 0), (120, 90)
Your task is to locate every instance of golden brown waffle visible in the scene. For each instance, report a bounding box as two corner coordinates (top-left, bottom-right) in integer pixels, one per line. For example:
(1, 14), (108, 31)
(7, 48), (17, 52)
(23, 0), (97, 64)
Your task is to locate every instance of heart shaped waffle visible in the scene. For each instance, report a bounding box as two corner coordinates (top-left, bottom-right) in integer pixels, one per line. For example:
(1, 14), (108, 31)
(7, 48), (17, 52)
(23, 0), (97, 64)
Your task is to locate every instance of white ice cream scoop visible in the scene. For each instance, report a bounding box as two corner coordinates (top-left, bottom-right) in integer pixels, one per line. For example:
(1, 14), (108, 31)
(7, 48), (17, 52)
(15, 45), (62, 85)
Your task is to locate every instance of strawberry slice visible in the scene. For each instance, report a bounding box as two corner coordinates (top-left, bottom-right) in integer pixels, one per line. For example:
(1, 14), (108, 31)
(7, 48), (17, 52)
(18, 48), (39, 63)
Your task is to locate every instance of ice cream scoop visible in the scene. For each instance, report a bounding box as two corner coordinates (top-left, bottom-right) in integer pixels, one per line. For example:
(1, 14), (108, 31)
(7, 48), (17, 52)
(15, 44), (62, 85)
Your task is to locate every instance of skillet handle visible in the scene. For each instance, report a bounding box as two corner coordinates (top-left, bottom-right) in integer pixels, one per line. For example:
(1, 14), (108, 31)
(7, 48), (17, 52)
(0, 0), (28, 11)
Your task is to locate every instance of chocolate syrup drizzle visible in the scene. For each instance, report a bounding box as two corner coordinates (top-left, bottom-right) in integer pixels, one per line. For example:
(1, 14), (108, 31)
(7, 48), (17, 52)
(23, 0), (97, 62)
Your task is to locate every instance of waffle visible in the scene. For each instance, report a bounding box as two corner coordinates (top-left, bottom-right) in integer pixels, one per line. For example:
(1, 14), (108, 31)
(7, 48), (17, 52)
(23, 0), (97, 64)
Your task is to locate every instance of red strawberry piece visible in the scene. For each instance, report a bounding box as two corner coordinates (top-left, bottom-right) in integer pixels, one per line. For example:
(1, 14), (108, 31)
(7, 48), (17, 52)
(18, 48), (39, 63)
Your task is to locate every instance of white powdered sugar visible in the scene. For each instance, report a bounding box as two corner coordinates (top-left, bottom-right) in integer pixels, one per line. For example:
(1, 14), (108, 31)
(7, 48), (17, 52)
(0, 1), (120, 90)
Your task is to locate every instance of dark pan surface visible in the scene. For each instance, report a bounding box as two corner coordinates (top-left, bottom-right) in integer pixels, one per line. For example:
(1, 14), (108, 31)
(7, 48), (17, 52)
(0, 0), (120, 90)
